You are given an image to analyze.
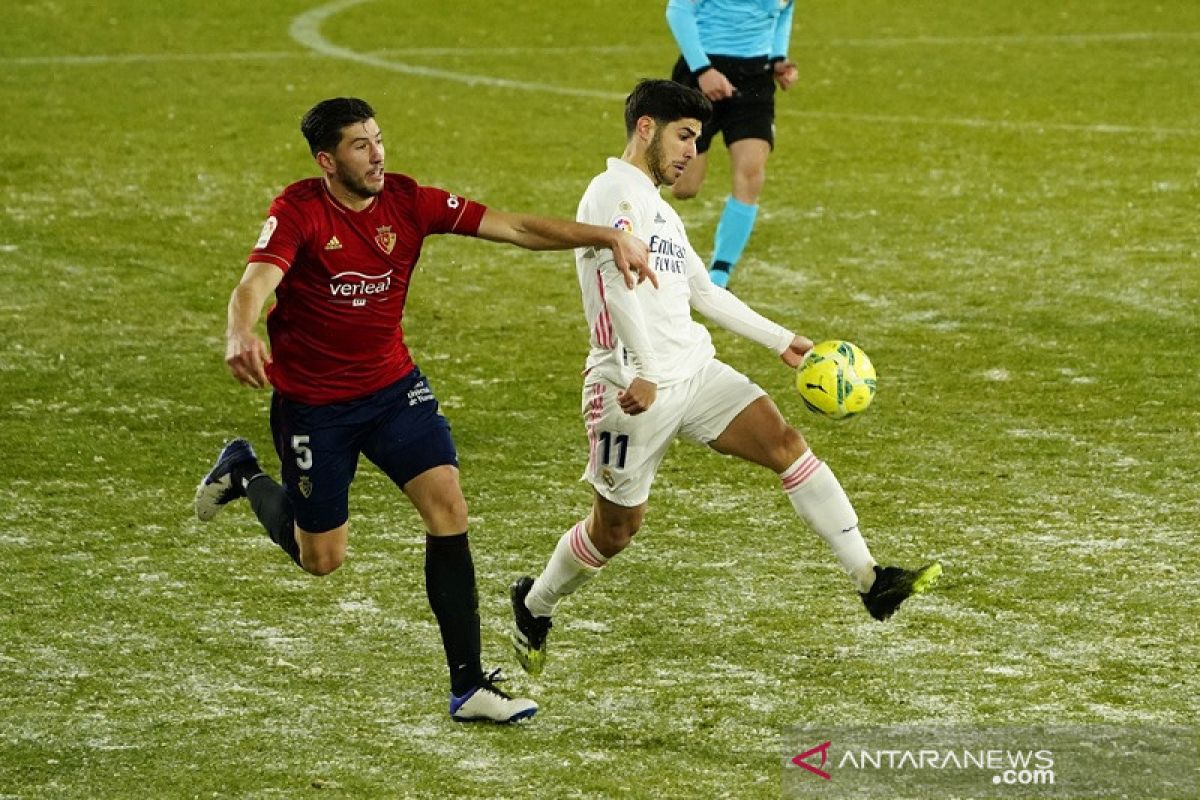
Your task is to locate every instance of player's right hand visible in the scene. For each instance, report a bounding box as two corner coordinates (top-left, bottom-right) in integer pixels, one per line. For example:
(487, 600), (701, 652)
(779, 334), (814, 368)
(225, 331), (271, 388)
(618, 377), (657, 415)
(698, 68), (736, 101)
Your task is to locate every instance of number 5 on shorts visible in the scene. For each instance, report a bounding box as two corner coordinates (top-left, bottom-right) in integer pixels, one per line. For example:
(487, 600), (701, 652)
(291, 435), (313, 470)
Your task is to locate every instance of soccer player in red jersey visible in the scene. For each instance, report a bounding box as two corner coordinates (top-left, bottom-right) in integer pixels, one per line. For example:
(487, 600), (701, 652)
(193, 97), (655, 723)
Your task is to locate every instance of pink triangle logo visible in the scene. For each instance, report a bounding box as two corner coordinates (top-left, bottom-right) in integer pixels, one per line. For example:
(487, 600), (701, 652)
(792, 740), (832, 780)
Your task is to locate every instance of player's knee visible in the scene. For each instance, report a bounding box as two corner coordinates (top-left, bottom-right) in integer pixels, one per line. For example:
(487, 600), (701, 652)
(777, 426), (808, 469)
(612, 519), (641, 549)
(296, 526), (348, 576)
(732, 165), (766, 201)
(302, 551), (344, 576)
(427, 493), (469, 533)
(591, 515), (642, 557)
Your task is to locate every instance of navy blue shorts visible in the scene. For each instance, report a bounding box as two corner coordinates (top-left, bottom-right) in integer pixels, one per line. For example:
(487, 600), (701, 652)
(672, 55), (776, 153)
(269, 368), (458, 533)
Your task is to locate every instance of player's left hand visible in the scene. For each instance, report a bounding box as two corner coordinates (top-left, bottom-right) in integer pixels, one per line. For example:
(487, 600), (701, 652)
(773, 60), (799, 91)
(613, 231), (657, 289)
(779, 334), (813, 368)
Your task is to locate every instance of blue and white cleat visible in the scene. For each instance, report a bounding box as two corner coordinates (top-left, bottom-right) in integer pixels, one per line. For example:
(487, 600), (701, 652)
(194, 438), (257, 522)
(449, 669), (538, 724)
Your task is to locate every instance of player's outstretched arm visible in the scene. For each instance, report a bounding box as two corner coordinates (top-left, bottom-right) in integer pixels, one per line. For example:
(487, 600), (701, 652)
(475, 209), (657, 289)
(225, 261), (282, 389)
(687, 257), (798, 355)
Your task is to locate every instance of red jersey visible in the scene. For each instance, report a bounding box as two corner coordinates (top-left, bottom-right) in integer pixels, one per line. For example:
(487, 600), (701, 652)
(248, 173), (487, 405)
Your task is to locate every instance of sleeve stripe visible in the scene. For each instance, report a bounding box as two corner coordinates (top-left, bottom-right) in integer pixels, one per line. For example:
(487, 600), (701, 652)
(248, 252), (291, 272)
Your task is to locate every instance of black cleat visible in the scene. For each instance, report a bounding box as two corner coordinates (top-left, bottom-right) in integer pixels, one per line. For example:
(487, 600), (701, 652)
(860, 562), (942, 621)
(193, 438), (257, 521)
(510, 576), (552, 676)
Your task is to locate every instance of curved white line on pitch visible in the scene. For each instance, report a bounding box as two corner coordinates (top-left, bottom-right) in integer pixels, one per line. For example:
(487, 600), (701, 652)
(289, 0), (622, 100)
(290, 0), (1198, 138)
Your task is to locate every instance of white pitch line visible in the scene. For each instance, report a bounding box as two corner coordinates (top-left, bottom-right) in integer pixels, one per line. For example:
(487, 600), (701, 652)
(4, 0), (1196, 139)
(289, 0), (1200, 140)
(779, 108), (1200, 138)
(3, 51), (310, 66)
(288, 0), (623, 100)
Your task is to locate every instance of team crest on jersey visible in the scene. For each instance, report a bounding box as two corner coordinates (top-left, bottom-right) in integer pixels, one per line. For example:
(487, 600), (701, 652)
(611, 215), (634, 233)
(298, 476), (313, 499)
(374, 225), (397, 254)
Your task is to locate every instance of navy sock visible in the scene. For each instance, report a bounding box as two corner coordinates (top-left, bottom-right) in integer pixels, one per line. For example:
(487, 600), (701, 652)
(425, 532), (484, 696)
(244, 474), (302, 568)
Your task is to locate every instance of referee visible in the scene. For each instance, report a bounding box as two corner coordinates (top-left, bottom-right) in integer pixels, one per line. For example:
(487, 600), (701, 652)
(667, 0), (799, 290)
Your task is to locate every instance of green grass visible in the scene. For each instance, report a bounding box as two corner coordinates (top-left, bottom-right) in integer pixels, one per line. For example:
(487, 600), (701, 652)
(2, 1), (1198, 798)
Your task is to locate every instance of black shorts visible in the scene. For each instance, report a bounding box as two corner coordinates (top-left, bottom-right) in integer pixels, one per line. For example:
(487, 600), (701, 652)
(672, 54), (776, 154)
(269, 368), (458, 533)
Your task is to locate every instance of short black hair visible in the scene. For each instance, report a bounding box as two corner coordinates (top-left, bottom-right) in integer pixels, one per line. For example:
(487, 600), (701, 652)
(300, 97), (376, 156)
(623, 79), (711, 138)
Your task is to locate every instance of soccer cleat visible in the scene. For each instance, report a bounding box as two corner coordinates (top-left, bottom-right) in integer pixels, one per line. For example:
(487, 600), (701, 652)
(510, 576), (552, 677)
(193, 438), (258, 522)
(860, 562), (943, 621)
(449, 669), (538, 723)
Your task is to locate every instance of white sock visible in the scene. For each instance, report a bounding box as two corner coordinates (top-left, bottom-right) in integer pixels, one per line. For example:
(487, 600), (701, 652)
(781, 450), (877, 593)
(525, 520), (607, 618)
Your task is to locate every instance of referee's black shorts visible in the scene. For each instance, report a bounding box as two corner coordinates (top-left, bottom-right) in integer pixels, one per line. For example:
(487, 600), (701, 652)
(671, 54), (776, 153)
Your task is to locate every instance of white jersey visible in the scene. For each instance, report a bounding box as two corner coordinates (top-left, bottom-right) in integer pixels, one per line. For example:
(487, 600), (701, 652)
(575, 157), (794, 388)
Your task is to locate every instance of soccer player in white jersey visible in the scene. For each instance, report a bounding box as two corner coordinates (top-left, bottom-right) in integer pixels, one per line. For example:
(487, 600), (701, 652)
(509, 80), (940, 678)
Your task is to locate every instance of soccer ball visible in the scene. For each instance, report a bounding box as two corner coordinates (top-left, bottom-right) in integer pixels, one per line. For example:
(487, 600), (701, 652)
(795, 340), (877, 420)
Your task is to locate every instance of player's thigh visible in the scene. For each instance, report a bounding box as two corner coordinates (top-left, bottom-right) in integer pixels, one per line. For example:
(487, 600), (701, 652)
(581, 380), (682, 508)
(359, 370), (465, 534)
(678, 360), (764, 443)
(710, 394), (806, 473)
(400, 465), (468, 535)
(270, 391), (361, 536)
(720, 67), (776, 156)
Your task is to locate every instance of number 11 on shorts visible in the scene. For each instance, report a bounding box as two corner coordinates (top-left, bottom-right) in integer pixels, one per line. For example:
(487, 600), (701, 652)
(597, 431), (628, 469)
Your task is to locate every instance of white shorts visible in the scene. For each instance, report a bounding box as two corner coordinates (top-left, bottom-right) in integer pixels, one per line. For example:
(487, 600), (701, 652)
(581, 359), (766, 507)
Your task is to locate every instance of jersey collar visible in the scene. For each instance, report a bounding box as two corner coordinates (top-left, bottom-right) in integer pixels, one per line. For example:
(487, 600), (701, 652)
(321, 178), (380, 215)
(607, 157), (658, 192)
